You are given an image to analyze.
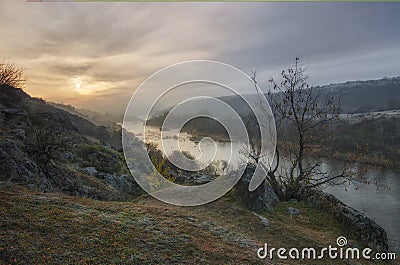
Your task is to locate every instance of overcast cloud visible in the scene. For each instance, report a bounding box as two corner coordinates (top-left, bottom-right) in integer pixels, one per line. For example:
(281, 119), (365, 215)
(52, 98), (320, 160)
(0, 1), (399, 114)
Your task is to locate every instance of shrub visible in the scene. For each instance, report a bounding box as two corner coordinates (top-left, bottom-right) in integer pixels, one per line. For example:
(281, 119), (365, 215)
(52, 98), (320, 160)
(78, 143), (124, 174)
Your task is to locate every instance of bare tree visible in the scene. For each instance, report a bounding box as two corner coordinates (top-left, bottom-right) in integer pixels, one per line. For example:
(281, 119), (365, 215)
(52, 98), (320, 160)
(0, 58), (26, 88)
(248, 58), (368, 200)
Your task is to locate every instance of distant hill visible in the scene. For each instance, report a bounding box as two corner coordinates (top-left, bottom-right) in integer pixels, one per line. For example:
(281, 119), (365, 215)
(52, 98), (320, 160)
(147, 76), (400, 125)
(49, 102), (123, 129)
(219, 76), (400, 115)
(314, 76), (400, 113)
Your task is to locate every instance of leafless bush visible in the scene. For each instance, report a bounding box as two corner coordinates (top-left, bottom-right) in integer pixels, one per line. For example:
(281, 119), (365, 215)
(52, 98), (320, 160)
(0, 58), (26, 88)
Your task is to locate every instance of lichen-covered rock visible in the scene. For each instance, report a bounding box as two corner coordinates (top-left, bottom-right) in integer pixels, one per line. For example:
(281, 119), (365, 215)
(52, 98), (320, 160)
(306, 191), (388, 252)
(252, 212), (270, 227)
(192, 174), (212, 185)
(61, 151), (74, 161)
(81, 166), (98, 176)
(0, 139), (50, 191)
(288, 207), (300, 216)
(102, 173), (143, 199)
(235, 166), (279, 212)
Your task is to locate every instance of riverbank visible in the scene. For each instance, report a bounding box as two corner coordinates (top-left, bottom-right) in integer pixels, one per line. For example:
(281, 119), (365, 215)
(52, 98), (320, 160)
(330, 151), (399, 169)
(304, 190), (388, 252)
(188, 133), (230, 143)
(307, 146), (399, 169)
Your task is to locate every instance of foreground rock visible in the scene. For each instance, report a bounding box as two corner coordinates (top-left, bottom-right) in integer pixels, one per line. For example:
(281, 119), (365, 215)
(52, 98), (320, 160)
(306, 191), (388, 252)
(287, 207), (300, 216)
(235, 166), (279, 212)
(252, 212), (270, 227)
(173, 173), (214, 185)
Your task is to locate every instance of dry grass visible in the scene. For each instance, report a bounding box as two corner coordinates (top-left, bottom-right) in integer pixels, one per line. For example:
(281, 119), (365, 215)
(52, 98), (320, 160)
(0, 183), (392, 265)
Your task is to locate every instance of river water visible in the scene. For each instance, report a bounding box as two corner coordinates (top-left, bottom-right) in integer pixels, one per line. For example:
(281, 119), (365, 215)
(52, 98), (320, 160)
(124, 121), (400, 254)
(323, 162), (400, 254)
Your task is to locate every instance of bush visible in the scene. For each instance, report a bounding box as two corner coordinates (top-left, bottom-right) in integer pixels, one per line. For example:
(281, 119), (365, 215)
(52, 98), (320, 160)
(78, 143), (124, 174)
(0, 58), (26, 88)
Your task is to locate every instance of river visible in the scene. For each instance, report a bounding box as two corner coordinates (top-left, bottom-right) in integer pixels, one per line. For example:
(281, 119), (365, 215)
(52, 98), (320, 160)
(124, 121), (400, 254)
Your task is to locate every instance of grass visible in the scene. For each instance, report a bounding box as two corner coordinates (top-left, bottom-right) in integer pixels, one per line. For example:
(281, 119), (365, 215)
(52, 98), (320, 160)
(0, 182), (393, 264)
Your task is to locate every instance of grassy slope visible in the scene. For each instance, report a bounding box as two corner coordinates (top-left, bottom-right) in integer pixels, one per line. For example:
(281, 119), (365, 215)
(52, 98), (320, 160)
(0, 183), (389, 265)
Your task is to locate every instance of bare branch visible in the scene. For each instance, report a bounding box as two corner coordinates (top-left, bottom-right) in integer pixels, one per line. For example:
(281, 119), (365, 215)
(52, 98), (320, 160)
(0, 58), (26, 88)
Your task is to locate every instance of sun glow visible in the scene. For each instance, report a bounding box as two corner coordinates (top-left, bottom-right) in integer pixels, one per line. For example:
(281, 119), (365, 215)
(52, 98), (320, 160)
(71, 77), (111, 96)
(73, 78), (92, 95)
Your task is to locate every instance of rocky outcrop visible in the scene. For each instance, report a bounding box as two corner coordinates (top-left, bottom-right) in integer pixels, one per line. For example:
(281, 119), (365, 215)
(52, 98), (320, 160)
(173, 173), (214, 185)
(0, 139), (50, 191)
(305, 191), (388, 252)
(100, 172), (143, 198)
(0, 85), (142, 201)
(235, 166), (279, 212)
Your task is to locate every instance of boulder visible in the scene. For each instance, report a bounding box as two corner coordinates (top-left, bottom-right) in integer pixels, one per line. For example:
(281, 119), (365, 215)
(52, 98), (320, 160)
(61, 151), (74, 161)
(288, 207), (300, 216)
(252, 212), (270, 227)
(81, 166), (98, 176)
(236, 166), (279, 212)
(193, 174), (212, 185)
(103, 173), (143, 199)
(170, 172), (213, 185)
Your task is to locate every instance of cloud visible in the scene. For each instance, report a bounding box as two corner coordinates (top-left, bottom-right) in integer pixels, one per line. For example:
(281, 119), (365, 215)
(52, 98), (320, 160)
(0, 1), (399, 114)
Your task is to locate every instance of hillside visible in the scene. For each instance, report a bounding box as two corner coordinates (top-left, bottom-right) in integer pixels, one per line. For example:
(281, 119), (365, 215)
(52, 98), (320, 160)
(48, 102), (123, 130)
(0, 85), (140, 200)
(315, 76), (400, 113)
(0, 182), (382, 265)
(226, 76), (400, 115)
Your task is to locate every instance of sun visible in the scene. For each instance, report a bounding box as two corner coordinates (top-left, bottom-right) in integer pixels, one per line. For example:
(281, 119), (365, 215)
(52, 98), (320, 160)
(72, 77), (106, 95)
(73, 79), (90, 95)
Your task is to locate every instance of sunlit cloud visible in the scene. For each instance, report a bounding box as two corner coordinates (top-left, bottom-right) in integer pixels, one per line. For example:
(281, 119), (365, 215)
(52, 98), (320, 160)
(0, 1), (399, 114)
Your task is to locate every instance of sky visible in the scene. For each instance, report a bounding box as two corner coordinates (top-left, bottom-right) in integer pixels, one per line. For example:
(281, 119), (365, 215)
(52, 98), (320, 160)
(0, 1), (399, 115)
